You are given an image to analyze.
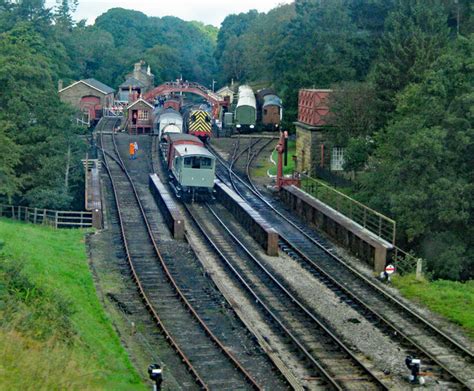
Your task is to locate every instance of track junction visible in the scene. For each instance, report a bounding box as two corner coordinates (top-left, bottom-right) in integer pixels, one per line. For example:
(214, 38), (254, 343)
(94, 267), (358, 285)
(94, 117), (473, 389)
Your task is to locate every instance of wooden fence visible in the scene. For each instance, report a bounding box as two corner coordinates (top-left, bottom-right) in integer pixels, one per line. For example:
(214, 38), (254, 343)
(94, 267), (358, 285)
(0, 205), (92, 228)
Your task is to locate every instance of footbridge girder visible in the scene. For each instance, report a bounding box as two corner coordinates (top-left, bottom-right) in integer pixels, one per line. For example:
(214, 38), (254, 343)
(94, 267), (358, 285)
(143, 81), (227, 118)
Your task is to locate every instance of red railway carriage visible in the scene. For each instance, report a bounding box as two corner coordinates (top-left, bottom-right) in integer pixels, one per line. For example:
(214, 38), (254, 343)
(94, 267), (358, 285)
(163, 98), (181, 111)
(164, 133), (204, 169)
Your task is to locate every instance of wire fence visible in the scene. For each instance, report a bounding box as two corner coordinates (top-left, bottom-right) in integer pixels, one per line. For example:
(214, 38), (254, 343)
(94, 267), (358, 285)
(0, 205), (92, 228)
(299, 174), (422, 275)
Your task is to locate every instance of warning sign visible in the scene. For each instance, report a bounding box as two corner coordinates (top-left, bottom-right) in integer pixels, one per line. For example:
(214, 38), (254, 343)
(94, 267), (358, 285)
(385, 264), (396, 274)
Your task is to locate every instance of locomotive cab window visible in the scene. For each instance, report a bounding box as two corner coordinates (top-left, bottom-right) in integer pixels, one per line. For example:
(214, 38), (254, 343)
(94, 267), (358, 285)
(184, 157), (192, 167)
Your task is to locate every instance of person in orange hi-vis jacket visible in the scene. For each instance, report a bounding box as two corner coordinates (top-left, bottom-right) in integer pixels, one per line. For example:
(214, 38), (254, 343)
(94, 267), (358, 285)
(129, 142), (135, 160)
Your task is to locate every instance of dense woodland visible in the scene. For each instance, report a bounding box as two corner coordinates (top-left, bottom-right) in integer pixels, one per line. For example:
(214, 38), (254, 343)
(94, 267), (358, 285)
(0, 0), (472, 280)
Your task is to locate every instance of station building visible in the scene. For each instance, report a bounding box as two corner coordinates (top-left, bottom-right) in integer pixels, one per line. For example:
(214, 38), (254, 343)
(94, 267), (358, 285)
(58, 78), (115, 125)
(294, 89), (345, 176)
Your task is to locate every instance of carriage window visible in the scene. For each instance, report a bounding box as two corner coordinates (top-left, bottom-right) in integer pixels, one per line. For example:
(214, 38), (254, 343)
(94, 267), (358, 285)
(184, 157), (192, 166)
(200, 158), (212, 169)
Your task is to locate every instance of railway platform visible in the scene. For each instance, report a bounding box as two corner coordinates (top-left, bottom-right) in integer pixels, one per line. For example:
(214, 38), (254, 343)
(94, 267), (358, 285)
(280, 185), (393, 273)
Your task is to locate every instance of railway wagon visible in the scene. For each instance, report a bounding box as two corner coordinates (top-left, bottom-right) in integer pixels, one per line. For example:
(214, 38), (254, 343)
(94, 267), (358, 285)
(162, 133), (215, 200)
(235, 85), (256, 131)
(183, 106), (212, 142)
(261, 94), (282, 130)
(156, 108), (183, 139)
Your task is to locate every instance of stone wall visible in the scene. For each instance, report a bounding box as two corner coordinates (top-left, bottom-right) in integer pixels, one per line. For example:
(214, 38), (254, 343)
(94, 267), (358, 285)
(59, 83), (111, 109)
(295, 123), (328, 174)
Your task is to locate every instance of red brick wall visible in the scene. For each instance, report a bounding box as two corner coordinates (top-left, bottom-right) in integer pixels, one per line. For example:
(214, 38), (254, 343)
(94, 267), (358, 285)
(298, 89), (331, 127)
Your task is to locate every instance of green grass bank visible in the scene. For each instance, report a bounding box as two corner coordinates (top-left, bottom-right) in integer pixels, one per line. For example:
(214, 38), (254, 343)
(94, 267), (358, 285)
(0, 218), (144, 390)
(393, 274), (474, 338)
(252, 139), (296, 177)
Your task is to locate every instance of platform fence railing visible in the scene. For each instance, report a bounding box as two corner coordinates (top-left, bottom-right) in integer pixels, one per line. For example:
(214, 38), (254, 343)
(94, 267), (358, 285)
(300, 174), (396, 245)
(0, 205), (92, 228)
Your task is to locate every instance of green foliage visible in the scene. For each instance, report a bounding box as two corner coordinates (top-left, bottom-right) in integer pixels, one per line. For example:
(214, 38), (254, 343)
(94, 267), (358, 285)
(0, 18), (86, 209)
(370, 0), (450, 126)
(392, 274), (474, 338)
(94, 9), (217, 86)
(0, 218), (144, 389)
(360, 36), (474, 279)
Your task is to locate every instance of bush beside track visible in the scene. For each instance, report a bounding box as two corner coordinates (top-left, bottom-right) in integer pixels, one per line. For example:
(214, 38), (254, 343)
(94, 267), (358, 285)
(0, 218), (144, 390)
(392, 274), (474, 339)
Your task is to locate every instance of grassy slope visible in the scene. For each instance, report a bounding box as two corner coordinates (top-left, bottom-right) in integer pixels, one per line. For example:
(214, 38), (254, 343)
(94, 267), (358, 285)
(0, 218), (144, 390)
(393, 274), (474, 338)
(253, 140), (296, 177)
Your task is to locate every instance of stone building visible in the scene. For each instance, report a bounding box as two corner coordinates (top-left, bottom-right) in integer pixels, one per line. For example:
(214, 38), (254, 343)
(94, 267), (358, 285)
(58, 78), (115, 124)
(126, 61), (154, 91)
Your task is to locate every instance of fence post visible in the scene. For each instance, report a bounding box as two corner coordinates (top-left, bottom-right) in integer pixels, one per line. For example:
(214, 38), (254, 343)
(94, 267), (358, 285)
(34, 208), (37, 224)
(26, 207), (30, 222)
(11, 205), (15, 219)
(43, 209), (47, 225)
(55, 211), (59, 228)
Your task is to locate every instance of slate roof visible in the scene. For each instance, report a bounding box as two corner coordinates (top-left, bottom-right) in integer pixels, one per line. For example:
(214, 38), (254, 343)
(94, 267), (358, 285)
(83, 79), (115, 94)
(120, 77), (145, 88)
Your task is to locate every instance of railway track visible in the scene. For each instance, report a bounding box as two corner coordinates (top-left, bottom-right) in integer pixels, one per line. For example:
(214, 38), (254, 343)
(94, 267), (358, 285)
(185, 199), (388, 390)
(209, 136), (474, 389)
(98, 119), (261, 390)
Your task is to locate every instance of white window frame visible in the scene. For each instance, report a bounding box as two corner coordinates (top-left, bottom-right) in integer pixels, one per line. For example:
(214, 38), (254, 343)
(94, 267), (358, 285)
(331, 147), (345, 171)
(138, 110), (149, 120)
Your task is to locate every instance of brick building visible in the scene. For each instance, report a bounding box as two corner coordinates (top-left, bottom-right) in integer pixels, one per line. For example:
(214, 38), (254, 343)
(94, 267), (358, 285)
(295, 89), (345, 175)
(126, 98), (154, 134)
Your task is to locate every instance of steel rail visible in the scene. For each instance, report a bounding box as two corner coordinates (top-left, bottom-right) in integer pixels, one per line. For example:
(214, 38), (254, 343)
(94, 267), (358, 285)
(99, 119), (262, 390)
(183, 202), (344, 391)
(211, 140), (473, 388)
(98, 120), (208, 389)
(204, 201), (388, 390)
(107, 131), (262, 390)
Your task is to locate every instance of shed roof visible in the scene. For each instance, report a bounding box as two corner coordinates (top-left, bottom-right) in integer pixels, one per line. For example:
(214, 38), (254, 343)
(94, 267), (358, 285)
(174, 144), (215, 158)
(59, 78), (115, 95)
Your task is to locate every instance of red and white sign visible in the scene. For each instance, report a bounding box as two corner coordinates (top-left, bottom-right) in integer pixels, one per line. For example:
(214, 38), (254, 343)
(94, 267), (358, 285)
(385, 264), (396, 275)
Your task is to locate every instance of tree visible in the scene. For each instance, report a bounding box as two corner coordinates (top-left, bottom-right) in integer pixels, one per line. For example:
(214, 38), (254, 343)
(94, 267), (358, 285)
(370, 0), (450, 127)
(360, 36), (474, 280)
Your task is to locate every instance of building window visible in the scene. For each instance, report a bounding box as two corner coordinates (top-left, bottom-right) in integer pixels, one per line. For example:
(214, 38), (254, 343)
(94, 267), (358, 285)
(138, 110), (149, 120)
(331, 147), (345, 171)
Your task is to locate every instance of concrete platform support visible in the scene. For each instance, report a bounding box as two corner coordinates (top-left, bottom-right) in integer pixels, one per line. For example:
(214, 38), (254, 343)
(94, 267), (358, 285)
(281, 185), (392, 273)
(84, 160), (103, 229)
(149, 174), (185, 240)
(214, 180), (279, 256)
